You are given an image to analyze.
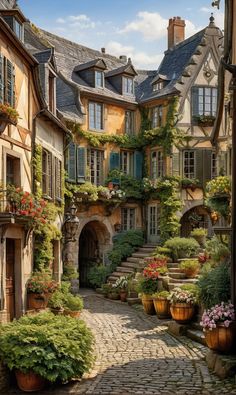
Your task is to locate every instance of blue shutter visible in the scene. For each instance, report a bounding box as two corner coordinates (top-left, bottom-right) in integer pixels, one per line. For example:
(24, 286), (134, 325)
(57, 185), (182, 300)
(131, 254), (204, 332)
(66, 142), (76, 182)
(109, 152), (120, 171)
(0, 55), (4, 104)
(192, 86), (199, 117)
(134, 151), (143, 179)
(77, 147), (86, 183)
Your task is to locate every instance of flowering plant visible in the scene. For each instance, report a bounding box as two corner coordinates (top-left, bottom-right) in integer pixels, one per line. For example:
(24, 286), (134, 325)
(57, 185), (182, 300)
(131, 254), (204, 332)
(143, 257), (168, 279)
(0, 103), (19, 124)
(115, 276), (129, 290)
(26, 272), (58, 294)
(168, 287), (197, 305)
(200, 302), (235, 331)
(206, 176), (231, 197)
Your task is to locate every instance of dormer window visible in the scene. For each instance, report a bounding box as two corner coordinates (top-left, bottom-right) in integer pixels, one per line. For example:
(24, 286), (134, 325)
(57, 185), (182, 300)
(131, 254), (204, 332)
(1, 9), (26, 42)
(95, 70), (104, 88)
(153, 81), (163, 92)
(123, 76), (134, 95)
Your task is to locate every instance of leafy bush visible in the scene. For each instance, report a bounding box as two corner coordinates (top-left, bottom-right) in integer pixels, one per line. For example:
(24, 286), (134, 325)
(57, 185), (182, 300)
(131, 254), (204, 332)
(198, 262), (231, 309)
(136, 276), (159, 295)
(164, 237), (199, 261)
(152, 290), (170, 299)
(179, 260), (200, 277)
(190, 228), (207, 237)
(26, 271), (58, 294)
(0, 312), (94, 382)
(61, 263), (78, 281)
(64, 294), (83, 312)
(87, 265), (111, 288)
(106, 169), (143, 199)
(48, 282), (83, 312)
(108, 230), (144, 268)
(205, 236), (230, 264)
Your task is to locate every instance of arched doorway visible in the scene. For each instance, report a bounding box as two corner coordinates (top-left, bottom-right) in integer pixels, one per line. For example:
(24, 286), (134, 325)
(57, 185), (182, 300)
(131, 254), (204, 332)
(79, 220), (111, 287)
(181, 205), (213, 237)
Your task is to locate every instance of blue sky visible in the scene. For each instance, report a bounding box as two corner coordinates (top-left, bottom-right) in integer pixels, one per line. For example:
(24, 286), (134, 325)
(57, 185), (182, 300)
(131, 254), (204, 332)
(18, 0), (224, 69)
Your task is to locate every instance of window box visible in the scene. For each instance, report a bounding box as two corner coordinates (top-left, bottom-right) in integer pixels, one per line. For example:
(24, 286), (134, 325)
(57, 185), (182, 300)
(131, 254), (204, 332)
(181, 178), (200, 191)
(192, 115), (216, 126)
(0, 104), (19, 133)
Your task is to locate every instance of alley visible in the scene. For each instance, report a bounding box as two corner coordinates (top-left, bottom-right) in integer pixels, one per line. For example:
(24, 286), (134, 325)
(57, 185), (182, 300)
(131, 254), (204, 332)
(18, 292), (236, 395)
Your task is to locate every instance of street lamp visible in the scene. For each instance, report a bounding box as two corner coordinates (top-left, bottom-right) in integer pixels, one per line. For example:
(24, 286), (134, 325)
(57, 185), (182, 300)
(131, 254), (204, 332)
(63, 204), (80, 243)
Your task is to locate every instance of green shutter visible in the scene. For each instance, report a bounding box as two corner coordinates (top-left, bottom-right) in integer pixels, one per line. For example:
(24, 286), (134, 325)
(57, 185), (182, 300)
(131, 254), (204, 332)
(195, 150), (203, 185)
(109, 152), (120, 171)
(66, 142), (76, 182)
(203, 149), (212, 187)
(134, 151), (143, 179)
(0, 55), (4, 104)
(192, 86), (199, 117)
(77, 147), (86, 183)
(172, 151), (180, 176)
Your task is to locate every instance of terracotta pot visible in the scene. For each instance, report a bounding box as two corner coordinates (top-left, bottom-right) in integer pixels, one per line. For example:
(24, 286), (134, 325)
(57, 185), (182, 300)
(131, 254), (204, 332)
(15, 370), (45, 392)
(182, 268), (199, 278)
(107, 292), (120, 300)
(141, 294), (155, 315)
(170, 303), (195, 323)
(50, 307), (64, 315)
(205, 323), (235, 353)
(120, 290), (128, 302)
(27, 293), (49, 310)
(63, 310), (81, 318)
(153, 298), (171, 319)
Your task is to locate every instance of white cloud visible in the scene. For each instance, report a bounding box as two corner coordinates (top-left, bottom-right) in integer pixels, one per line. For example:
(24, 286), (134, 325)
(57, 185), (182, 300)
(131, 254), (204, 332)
(105, 41), (162, 69)
(55, 14), (97, 30)
(56, 18), (65, 24)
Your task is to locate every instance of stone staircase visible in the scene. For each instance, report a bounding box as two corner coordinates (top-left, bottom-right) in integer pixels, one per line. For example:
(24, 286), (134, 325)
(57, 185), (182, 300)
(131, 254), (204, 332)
(107, 244), (157, 284)
(165, 260), (199, 291)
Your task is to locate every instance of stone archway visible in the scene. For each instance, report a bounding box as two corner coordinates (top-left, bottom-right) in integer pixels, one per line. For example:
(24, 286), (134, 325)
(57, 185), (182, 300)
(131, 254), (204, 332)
(180, 205), (213, 237)
(78, 220), (112, 287)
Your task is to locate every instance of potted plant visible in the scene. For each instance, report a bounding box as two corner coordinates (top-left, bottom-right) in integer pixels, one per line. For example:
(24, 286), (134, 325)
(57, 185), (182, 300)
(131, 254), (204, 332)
(0, 312), (94, 392)
(63, 294), (84, 318)
(164, 237), (200, 261)
(152, 291), (171, 319)
(190, 228), (207, 247)
(192, 114), (215, 126)
(107, 283), (120, 300)
(205, 176), (231, 220)
(115, 276), (130, 302)
(48, 288), (65, 314)
(0, 103), (19, 133)
(26, 271), (58, 310)
(181, 178), (200, 191)
(179, 259), (200, 278)
(168, 287), (198, 323)
(200, 302), (235, 353)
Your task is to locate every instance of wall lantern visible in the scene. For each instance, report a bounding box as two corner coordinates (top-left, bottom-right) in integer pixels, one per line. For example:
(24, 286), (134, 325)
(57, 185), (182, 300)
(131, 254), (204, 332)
(63, 204), (80, 242)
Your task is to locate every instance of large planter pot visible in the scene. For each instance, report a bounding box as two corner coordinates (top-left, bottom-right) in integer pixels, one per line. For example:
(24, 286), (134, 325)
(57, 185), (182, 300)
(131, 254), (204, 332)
(141, 294), (155, 315)
(153, 298), (171, 319)
(27, 293), (49, 310)
(15, 370), (45, 392)
(63, 310), (81, 318)
(182, 268), (199, 279)
(205, 323), (235, 353)
(170, 303), (195, 323)
(120, 290), (128, 302)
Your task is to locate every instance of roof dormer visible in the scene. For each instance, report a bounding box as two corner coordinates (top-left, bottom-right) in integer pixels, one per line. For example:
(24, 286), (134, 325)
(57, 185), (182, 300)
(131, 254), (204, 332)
(105, 59), (137, 96)
(0, 8), (27, 42)
(151, 74), (169, 92)
(74, 58), (107, 89)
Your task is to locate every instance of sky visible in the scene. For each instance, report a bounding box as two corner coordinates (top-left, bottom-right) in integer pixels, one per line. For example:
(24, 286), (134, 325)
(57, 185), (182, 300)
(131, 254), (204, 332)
(18, 0), (224, 70)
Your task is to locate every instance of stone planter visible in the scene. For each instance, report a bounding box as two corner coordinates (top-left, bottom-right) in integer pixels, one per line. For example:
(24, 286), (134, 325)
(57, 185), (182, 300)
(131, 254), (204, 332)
(153, 297), (171, 319)
(205, 323), (235, 353)
(27, 293), (49, 310)
(170, 303), (195, 323)
(15, 370), (45, 392)
(141, 294), (155, 315)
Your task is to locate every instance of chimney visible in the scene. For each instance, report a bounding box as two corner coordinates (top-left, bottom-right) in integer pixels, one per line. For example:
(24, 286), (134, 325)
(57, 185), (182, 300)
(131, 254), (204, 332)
(101, 47), (106, 54)
(119, 55), (127, 62)
(167, 17), (185, 49)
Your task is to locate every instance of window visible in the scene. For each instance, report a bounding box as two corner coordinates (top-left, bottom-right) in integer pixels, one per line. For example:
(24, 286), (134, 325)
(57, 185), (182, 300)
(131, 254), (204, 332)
(88, 102), (103, 130)
(153, 81), (163, 92)
(55, 157), (62, 200)
(120, 151), (134, 175)
(183, 150), (195, 179)
(95, 71), (104, 88)
(149, 205), (160, 237)
(6, 155), (20, 186)
(151, 150), (164, 179)
(123, 77), (134, 95)
(125, 111), (134, 135)
(152, 106), (162, 128)
(211, 152), (217, 179)
(87, 149), (104, 186)
(14, 19), (23, 41)
(192, 86), (217, 117)
(121, 208), (136, 231)
(0, 55), (15, 106)
(2, 16), (23, 41)
(42, 149), (52, 198)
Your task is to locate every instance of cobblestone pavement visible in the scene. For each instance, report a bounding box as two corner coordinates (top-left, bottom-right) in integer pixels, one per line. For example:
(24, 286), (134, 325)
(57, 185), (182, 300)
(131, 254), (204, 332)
(8, 291), (236, 395)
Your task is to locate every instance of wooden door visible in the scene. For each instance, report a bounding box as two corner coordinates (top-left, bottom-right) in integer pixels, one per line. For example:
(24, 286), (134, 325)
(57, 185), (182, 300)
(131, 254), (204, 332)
(6, 239), (15, 321)
(147, 204), (160, 244)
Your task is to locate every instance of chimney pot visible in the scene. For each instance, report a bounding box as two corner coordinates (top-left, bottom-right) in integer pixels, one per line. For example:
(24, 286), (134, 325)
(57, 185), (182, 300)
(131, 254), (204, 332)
(119, 55), (127, 62)
(101, 47), (106, 54)
(167, 16), (185, 49)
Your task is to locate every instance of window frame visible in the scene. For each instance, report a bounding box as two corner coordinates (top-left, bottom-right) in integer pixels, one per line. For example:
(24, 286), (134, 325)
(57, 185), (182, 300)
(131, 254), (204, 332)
(151, 150), (164, 179)
(88, 101), (104, 131)
(153, 81), (163, 92)
(152, 105), (163, 128)
(87, 148), (104, 186)
(121, 207), (136, 231)
(120, 150), (134, 176)
(183, 150), (196, 179)
(192, 86), (217, 117)
(125, 110), (134, 135)
(95, 70), (104, 88)
(123, 76), (134, 95)
(42, 148), (53, 199)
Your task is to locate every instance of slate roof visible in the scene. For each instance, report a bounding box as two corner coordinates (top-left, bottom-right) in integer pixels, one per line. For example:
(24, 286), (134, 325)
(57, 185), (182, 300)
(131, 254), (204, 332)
(0, 0), (16, 9)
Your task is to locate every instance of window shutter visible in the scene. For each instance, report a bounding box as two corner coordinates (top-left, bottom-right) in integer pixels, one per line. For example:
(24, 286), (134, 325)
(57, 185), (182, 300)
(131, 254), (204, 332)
(55, 158), (62, 199)
(6, 59), (15, 107)
(195, 150), (204, 185)
(134, 151), (143, 179)
(66, 142), (76, 182)
(109, 152), (120, 171)
(48, 152), (52, 197)
(0, 55), (4, 104)
(77, 147), (86, 183)
(203, 149), (212, 187)
(172, 151), (180, 177)
(192, 87), (199, 117)
(218, 151), (227, 175)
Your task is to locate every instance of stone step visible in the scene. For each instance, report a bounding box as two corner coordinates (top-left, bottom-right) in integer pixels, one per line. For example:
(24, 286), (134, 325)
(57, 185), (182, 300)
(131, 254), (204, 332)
(168, 267), (183, 273)
(127, 257), (144, 263)
(137, 248), (155, 254)
(168, 278), (198, 284)
(107, 276), (118, 283)
(186, 328), (206, 346)
(142, 244), (157, 248)
(121, 261), (141, 269)
(168, 272), (186, 280)
(132, 252), (150, 258)
(167, 262), (179, 269)
(116, 266), (134, 274)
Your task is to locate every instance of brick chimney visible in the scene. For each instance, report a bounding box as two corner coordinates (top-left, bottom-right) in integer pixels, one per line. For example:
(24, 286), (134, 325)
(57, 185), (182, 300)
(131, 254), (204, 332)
(167, 17), (185, 49)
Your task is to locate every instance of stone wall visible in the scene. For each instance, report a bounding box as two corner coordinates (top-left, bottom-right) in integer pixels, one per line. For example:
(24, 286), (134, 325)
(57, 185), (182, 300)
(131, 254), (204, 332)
(0, 361), (9, 392)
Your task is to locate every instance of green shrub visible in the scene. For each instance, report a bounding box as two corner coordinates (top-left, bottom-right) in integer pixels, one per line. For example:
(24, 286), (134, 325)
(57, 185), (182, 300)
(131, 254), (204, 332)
(190, 228), (207, 237)
(179, 260), (199, 273)
(87, 265), (111, 288)
(136, 276), (159, 295)
(48, 282), (83, 312)
(0, 312), (94, 383)
(64, 294), (83, 312)
(152, 290), (170, 299)
(61, 263), (78, 281)
(164, 237), (199, 260)
(108, 230), (144, 268)
(154, 246), (172, 257)
(205, 236), (230, 263)
(198, 262), (231, 309)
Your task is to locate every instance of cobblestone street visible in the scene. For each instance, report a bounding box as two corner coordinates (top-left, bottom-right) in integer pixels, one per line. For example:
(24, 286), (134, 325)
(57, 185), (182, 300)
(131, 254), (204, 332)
(9, 292), (236, 395)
